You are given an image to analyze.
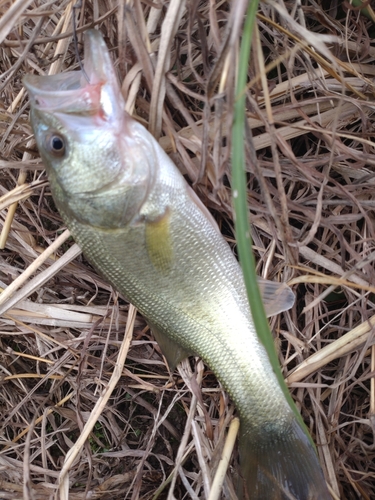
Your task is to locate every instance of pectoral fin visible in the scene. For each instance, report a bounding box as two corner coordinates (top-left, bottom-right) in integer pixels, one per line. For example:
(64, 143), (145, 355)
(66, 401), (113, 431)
(257, 278), (295, 317)
(148, 321), (192, 371)
(145, 208), (174, 273)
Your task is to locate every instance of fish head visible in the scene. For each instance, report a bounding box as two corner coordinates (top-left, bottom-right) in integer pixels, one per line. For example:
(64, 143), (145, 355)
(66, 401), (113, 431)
(23, 30), (154, 228)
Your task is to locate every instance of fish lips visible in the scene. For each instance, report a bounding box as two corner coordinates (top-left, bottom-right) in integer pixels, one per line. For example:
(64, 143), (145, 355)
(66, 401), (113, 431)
(23, 29), (123, 120)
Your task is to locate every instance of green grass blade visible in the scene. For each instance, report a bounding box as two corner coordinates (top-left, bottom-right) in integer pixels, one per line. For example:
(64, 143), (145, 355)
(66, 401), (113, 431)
(231, 1), (314, 443)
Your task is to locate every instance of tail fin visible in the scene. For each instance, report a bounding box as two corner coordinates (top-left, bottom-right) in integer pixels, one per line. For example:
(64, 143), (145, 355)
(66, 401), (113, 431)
(238, 418), (332, 500)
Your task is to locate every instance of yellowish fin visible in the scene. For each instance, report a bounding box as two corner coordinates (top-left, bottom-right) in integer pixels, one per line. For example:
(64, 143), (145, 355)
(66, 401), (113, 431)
(145, 208), (173, 273)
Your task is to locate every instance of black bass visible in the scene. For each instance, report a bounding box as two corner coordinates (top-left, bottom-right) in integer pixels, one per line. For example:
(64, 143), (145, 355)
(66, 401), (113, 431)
(24, 30), (331, 499)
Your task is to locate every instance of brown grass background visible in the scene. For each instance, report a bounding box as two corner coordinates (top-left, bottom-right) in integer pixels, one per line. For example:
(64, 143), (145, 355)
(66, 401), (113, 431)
(1, 0), (375, 498)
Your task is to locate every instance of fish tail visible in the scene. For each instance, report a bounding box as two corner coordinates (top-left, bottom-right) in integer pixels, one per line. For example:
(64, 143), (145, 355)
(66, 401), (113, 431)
(238, 417), (332, 500)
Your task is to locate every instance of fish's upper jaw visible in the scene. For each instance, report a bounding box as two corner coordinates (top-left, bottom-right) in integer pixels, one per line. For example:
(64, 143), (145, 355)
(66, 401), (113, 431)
(23, 29), (124, 123)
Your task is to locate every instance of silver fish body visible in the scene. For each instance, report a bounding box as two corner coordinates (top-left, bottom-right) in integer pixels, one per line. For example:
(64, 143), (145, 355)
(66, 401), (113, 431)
(24, 30), (331, 499)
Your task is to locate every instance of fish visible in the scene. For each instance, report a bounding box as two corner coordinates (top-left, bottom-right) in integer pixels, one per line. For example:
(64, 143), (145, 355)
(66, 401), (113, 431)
(23, 29), (331, 499)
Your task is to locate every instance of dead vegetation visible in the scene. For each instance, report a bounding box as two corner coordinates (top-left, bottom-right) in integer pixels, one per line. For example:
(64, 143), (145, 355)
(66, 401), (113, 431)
(1, 0), (375, 498)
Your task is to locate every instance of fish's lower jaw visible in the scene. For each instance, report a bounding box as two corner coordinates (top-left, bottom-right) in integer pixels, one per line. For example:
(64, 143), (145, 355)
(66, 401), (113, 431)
(237, 419), (332, 500)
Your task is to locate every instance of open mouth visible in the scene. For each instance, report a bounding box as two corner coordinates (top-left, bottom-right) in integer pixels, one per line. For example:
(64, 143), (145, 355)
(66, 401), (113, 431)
(23, 30), (118, 115)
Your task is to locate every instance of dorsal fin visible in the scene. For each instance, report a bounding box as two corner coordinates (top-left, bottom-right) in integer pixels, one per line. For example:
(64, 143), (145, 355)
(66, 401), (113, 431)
(257, 278), (295, 317)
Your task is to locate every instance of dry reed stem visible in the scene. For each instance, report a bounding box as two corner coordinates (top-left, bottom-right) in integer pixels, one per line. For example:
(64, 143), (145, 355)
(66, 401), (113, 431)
(1, 0), (375, 498)
(207, 417), (239, 500)
(287, 314), (375, 384)
(58, 304), (136, 500)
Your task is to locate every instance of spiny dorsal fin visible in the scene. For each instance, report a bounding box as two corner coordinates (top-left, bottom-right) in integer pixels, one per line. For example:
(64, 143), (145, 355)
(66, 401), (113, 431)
(185, 184), (222, 235)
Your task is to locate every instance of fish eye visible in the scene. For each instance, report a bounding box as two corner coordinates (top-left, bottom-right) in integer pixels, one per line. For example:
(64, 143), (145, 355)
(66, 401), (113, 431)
(46, 133), (66, 157)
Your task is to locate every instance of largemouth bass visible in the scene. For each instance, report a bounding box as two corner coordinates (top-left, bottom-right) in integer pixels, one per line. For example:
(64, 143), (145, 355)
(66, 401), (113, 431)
(23, 30), (331, 499)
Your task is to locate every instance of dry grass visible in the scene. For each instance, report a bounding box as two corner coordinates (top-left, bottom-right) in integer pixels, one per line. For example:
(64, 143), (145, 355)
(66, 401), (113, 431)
(1, 0), (375, 498)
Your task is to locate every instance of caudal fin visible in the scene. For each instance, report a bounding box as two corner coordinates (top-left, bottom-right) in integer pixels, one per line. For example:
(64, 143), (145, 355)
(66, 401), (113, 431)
(238, 418), (332, 500)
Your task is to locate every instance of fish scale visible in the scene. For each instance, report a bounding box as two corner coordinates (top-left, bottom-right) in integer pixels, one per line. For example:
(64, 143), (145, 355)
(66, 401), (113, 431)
(23, 29), (332, 499)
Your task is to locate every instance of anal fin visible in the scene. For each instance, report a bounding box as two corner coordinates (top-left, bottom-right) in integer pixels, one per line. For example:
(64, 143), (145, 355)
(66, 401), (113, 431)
(148, 321), (191, 371)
